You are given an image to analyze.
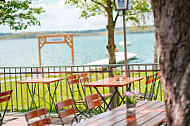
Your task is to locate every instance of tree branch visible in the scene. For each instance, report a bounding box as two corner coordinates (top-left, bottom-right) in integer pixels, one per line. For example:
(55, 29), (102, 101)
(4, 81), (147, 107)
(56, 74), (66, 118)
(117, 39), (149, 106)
(91, 0), (107, 10)
(113, 11), (120, 27)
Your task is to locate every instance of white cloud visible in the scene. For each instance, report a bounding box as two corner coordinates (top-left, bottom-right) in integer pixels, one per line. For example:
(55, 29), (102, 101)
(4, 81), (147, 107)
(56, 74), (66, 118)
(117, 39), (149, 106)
(0, 0), (153, 33)
(0, 0), (108, 33)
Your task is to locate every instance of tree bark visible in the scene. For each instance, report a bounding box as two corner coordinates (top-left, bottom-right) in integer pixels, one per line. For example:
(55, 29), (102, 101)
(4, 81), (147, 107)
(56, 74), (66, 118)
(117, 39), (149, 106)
(154, 40), (158, 69)
(106, 0), (116, 65)
(151, 0), (190, 125)
(106, 0), (117, 109)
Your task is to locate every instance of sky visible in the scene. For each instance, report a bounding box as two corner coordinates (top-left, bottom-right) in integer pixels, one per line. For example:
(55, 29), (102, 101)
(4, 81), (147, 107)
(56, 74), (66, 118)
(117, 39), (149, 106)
(0, 0), (154, 33)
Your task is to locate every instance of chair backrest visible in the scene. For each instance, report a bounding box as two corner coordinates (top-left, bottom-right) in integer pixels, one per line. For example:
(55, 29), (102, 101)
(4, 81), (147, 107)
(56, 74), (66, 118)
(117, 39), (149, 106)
(85, 93), (102, 110)
(67, 75), (79, 85)
(78, 73), (92, 96)
(78, 72), (88, 78)
(56, 98), (77, 119)
(145, 74), (154, 84)
(66, 75), (84, 102)
(0, 89), (13, 125)
(154, 72), (160, 81)
(25, 107), (51, 126)
(0, 89), (13, 104)
(78, 73), (89, 84)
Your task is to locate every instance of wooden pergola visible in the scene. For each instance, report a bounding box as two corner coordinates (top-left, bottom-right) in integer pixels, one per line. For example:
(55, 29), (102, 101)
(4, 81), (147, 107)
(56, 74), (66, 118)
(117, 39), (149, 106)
(36, 34), (75, 66)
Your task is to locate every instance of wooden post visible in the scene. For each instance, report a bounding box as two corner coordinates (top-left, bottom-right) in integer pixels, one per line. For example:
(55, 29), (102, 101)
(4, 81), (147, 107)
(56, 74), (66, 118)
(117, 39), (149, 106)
(38, 38), (42, 66)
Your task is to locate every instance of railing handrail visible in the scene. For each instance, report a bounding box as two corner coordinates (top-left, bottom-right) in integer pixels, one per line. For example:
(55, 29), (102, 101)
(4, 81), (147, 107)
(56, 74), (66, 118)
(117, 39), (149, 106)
(0, 63), (159, 69)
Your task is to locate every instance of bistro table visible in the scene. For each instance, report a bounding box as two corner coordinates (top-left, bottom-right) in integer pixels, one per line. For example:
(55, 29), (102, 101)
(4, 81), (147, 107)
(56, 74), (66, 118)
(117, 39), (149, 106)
(18, 78), (64, 113)
(83, 77), (144, 110)
(74, 100), (166, 126)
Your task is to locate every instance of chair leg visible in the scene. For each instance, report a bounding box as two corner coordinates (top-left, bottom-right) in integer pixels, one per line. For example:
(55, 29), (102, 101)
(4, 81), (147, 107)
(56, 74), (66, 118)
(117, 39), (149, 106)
(88, 109), (92, 117)
(0, 99), (10, 125)
(60, 118), (64, 126)
(98, 106), (103, 113)
(144, 85), (148, 100)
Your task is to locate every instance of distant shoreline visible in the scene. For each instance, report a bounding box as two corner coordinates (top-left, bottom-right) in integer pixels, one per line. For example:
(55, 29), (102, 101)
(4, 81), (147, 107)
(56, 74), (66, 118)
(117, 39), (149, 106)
(0, 26), (154, 40)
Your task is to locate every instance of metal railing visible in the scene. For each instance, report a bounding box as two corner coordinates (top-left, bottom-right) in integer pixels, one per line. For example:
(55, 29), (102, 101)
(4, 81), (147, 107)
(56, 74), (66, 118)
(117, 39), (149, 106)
(0, 63), (162, 113)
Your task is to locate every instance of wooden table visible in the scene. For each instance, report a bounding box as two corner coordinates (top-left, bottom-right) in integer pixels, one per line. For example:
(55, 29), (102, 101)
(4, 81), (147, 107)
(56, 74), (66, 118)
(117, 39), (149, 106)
(74, 100), (166, 126)
(18, 78), (64, 113)
(83, 77), (144, 110)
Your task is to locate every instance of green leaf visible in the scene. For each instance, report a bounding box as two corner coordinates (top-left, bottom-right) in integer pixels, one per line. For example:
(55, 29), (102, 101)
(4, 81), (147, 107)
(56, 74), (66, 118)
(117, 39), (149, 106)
(0, 1), (44, 30)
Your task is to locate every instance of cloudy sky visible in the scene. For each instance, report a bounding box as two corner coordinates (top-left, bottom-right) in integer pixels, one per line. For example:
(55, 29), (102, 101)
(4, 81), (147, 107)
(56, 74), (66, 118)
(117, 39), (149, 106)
(0, 0), (153, 33)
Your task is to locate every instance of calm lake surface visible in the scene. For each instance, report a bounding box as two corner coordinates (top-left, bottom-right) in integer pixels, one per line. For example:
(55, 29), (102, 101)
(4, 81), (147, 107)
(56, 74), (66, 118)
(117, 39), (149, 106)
(0, 32), (154, 67)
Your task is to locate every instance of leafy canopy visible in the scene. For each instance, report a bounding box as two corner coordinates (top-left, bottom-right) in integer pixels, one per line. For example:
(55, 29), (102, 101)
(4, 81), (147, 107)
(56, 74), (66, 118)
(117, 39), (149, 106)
(0, 1), (44, 30)
(65, 0), (151, 26)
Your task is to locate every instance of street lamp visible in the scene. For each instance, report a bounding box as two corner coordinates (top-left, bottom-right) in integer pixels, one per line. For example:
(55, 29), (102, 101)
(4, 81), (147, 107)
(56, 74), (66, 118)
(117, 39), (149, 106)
(114, 0), (133, 77)
(114, 0), (133, 10)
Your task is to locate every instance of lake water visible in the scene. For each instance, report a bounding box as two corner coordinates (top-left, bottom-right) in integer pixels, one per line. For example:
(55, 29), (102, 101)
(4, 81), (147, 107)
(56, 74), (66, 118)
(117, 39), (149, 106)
(0, 32), (154, 67)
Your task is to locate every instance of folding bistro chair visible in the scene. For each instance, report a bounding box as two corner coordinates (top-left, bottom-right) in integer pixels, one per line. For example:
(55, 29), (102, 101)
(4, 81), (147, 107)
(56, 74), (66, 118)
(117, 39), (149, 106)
(139, 74), (155, 100)
(25, 107), (51, 126)
(85, 93), (102, 117)
(56, 98), (80, 126)
(66, 75), (88, 119)
(78, 72), (112, 99)
(0, 89), (13, 125)
(153, 72), (162, 100)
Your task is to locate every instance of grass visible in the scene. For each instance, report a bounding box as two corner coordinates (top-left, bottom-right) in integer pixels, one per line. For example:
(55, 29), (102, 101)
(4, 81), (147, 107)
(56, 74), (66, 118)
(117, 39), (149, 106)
(0, 72), (164, 113)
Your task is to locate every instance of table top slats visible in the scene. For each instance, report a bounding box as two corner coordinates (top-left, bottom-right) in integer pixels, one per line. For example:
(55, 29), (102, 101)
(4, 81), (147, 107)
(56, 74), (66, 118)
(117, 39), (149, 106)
(98, 101), (154, 126)
(141, 111), (166, 126)
(83, 77), (144, 87)
(74, 101), (148, 126)
(104, 101), (164, 126)
(18, 78), (65, 84)
(113, 102), (165, 126)
(134, 106), (165, 126)
(74, 101), (166, 126)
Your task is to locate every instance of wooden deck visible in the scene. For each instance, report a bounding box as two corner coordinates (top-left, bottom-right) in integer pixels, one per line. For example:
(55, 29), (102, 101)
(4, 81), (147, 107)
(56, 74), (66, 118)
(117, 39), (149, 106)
(2, 114), (77, 126)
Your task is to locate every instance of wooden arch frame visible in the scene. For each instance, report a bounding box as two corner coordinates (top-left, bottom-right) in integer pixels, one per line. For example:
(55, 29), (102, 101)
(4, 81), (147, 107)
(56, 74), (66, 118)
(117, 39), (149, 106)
(36, 34), (75, 66)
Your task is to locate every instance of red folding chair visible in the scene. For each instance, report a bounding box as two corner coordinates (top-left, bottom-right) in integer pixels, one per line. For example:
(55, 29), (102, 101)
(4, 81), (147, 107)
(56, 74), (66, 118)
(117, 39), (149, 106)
(25, 107), (51, 126)
(85, 93), (103, 117)
(0, 89), (13, 125)
(56, 98), (80, 125)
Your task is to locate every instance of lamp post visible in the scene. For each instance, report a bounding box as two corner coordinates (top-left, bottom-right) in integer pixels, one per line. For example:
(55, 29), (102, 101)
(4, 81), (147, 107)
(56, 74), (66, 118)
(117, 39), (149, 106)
(114, 0), (133, 77)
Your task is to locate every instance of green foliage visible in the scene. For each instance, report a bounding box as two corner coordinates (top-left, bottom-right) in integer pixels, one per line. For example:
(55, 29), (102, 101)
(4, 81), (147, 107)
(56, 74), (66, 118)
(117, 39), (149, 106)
(0, 1), (44, 30)
(123, 90), (139, 104)
(65, 0), (151, 26)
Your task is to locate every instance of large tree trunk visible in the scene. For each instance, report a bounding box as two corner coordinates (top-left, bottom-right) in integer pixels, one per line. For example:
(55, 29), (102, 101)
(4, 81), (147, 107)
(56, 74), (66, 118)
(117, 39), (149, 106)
(154, 40), (158, 64)
(154, 40), (159, 70)
(106, 0), (117, 109)
(151, 0), (190, 125)
(106, 0), (116, 65)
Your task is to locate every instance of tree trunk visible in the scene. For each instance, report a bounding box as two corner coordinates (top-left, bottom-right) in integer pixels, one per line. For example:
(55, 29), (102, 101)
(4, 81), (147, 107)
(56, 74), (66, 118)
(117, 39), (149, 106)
(154, 40), (158, 69)
(106, 0), (117, 109)
(151, 0), (190, 125)
(106, 1), (116, 65)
